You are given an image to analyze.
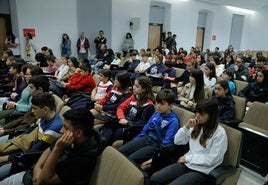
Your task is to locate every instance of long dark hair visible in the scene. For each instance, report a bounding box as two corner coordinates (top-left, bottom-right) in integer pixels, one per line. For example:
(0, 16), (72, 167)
(191, 98), (219, 148)
(205, 62), (216, 80)
(135, 76), (155, 106)
(115, 71), (132, 92)
(216, 80), (232, 97)
(191, 69), (205, 103)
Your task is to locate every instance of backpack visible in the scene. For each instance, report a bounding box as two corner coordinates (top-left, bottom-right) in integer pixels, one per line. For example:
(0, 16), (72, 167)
(65, 93), (92, 109)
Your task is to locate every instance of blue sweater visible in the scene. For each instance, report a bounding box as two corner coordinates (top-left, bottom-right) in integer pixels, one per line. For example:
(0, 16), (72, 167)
(136, 110), (179, 145)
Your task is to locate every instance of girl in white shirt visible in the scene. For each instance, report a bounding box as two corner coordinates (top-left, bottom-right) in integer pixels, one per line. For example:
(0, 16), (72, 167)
(150, 98), (228, 185)
(204, 62), (217, 88)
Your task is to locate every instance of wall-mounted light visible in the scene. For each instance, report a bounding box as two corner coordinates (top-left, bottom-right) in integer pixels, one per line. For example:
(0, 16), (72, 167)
(226, 6), (255, 15)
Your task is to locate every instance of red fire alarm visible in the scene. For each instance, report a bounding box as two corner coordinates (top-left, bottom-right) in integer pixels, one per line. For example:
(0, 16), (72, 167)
(212, 35), (216, 40)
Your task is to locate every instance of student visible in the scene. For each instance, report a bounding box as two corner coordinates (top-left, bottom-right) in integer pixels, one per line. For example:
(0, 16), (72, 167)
(0, 65), (44, 123)
(219, 69), (236, 95)
(0, 92), (63, 177)
(146, 54), (165, 86)
(0, 75), (50, 139)
(203, 62), (217, 88)
(101, 76), (155, 145)
(61, 63), (96, 95)
(60, 56), (79, 82)
(0, 108), (103, 185)
(150, 98), (228, 185)
(118, 89), (179, 165)
(238, 69), (268, 107)
(213, 80), (235, 123)
(91, 68), (113, 102)
(91, 71), (132, 125)
(110, 52), (121, 71)
(41, 55), (59, 76)
(54, 55), (69, 81)
(172, 60), (197, 87)
(175, 69), (207, 110)
(161, 60), (176, 89)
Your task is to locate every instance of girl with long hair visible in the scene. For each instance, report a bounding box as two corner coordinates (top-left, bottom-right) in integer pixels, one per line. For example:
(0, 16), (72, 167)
(150, 98), (228, 185)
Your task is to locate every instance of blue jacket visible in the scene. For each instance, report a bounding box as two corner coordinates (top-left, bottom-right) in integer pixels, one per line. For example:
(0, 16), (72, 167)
(136, 110), (179, 145)
(213, 95), (235, 123)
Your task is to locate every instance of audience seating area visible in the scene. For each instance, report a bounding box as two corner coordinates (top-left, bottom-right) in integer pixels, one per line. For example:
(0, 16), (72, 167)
(90, 146), (149, 185)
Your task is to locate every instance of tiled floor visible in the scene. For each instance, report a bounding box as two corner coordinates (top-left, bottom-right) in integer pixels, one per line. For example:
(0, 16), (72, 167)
(237, 165), (267, 185)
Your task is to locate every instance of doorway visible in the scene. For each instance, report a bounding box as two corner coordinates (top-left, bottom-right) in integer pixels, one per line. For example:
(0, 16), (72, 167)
(148, 24), (162, 51)
(0, 15), (12, 56)
(196, 27), (205, 51)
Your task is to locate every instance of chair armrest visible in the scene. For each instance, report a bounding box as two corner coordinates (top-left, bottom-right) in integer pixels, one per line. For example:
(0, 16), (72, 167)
(209, 165), (237, 185)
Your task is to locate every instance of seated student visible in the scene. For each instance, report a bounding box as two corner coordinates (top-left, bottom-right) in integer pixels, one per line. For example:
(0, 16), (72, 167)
(0, 108), (103, 185)
(213, 80), (235, 124)
(171, 60), (197, 88)
(61, 63), (96, 94)
(0, 65), (44, 123)
(150, 98), (228, 185)
(217, 69), (236, 95)
(231, 55), (249, 82)
(161, 60), (176, 89)
(173, 69), (208, 110)
(101, 76), (155, 145)
(238, 69), (268, 107)
(0, 92), (63, 178)
(146, 54), (165, 86)
(110, 52), (122, 71)
(51, 64), (96, 98)
(118, 89), (179, 165)
(0, 62), (24, 101)
(0, 75), (50, 140)
(53, 55), (69, 81)
(203, 62), (217, 88)
(0, 56), (16, 85)
(130, 53), (151, 82)
(91, 68), (113, 102)
(0, 49), (13, 76)
(41, 55), (59, 76)
(91, 71), (132, 125)
(60, 56), (79, 82)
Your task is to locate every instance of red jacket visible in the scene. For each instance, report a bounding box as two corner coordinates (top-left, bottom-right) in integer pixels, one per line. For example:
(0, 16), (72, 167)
(66, 73), (95, 93)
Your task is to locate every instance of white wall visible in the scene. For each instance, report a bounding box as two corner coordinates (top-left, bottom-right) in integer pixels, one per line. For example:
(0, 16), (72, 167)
(8, 0), (268, 60)
(14, 0), (78, 59)
(111, 0), (150, 52)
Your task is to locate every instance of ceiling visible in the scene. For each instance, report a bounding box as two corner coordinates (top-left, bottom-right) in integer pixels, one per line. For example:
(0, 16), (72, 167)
(193, 0), (268, 11)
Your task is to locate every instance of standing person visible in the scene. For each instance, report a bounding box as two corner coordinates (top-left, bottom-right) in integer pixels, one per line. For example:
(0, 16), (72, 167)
(24, 33), (37, 62)
(76, 32), (90, 60)
(150, 98), (228, 185)
(60, 33), (71, 57)
(0, 108), (103, 185)
(122, 32), (134, 57)
(118, 89), (179, 165)
(94, 30), (107, 54)
(164, 32), (173, 50)
(5, 32), (21, 58)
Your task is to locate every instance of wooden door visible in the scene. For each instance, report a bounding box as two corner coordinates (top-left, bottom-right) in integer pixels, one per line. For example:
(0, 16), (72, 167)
(0, 17), (7, 57)
(148, 24), (161, 51)
(196, 27), (204, 51)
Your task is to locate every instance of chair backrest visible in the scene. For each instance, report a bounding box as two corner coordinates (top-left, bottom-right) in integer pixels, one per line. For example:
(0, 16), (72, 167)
(172, 106), (195, 127)
(232, 95), (246, 121)
(242, 102), (268, 130)
(233, 80), (248, 95)
(58, 105), (71, 121)
(90, 146), (148, 185)
(52, 94), (65, 113)
(221, 124), (243, 167)
(174, 67), (185, 77)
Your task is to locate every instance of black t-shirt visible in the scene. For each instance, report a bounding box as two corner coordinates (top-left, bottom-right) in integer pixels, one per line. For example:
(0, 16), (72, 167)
(55, 135), (100, 185)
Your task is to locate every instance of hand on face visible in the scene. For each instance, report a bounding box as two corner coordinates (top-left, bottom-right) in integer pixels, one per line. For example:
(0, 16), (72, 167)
(185, 118), (200, 129)
(55, 131), (74, 151)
